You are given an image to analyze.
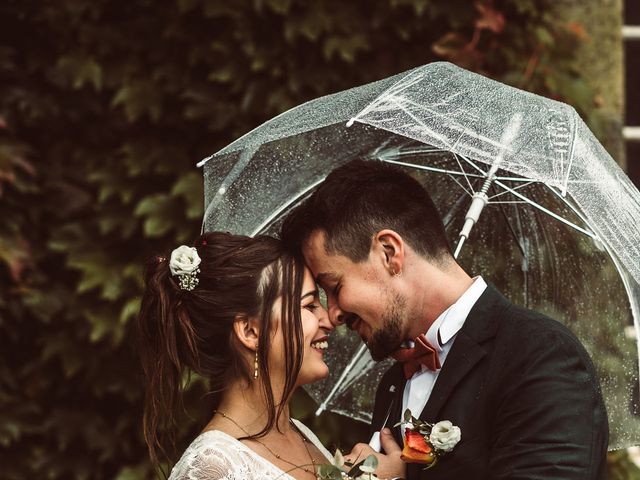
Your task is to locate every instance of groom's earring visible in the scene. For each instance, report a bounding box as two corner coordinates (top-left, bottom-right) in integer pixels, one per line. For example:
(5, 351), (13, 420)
(254, 344), (259, 380)
(392, 269), (402, 277)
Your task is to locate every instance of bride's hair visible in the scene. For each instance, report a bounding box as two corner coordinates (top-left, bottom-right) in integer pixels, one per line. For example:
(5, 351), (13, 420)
(135, 232), (305, 467)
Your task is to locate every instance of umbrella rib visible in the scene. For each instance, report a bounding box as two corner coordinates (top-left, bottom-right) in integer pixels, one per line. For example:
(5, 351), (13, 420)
(489, 181), (535, 200)
(388, 96), (529, 172)
(201, 144), (259, 233)
(561, 112), (578, 194)
(545, 184), (609, 244)
(457, 154), (546, 184)
(457, 153), (488, 175)
(381, 156), (537, 184)
(381, 158), (485, 179)
(493, 179), (597, 239)
(388, 95), (519, 153)
(250, 177), (326, 236)
(448, 173), (474, 197)
(391, 98), (454, 149)
(452, 153), (475, 193)
(347, 69), (425, 126)
(546, 184), (593, 222)
(504, 201), (530, 308)
(393, 145), (449, 154)
(314, 343), (370, 416)
(494, 175), (540, 182)
(496, 200), (528, 260)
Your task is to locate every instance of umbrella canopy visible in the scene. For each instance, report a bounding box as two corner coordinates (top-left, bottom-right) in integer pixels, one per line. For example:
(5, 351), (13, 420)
(200, 62), (640, 449)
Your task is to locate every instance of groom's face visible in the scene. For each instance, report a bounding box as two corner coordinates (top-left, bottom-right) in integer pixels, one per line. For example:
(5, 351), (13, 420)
(302, 230), (406, 360)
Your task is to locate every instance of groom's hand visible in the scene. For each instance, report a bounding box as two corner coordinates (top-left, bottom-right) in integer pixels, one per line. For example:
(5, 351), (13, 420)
(346, 428), (405, 480)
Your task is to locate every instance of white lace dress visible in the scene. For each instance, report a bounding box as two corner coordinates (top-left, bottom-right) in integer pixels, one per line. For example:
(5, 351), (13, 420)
(168, 419), (335, 480)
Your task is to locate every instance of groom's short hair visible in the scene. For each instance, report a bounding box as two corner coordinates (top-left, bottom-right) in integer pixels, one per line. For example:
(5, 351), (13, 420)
(281, 159), (452, 263)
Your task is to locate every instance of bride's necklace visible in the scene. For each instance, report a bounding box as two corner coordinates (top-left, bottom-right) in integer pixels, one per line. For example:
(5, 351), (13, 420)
(213, 410), (317, 476)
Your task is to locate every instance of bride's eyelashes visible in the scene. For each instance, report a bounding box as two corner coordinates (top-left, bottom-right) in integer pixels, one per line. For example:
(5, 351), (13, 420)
(304, 302), (320, 312)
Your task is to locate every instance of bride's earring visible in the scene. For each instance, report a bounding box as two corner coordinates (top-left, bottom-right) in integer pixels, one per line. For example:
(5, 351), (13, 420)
(254, 344), (259, 380)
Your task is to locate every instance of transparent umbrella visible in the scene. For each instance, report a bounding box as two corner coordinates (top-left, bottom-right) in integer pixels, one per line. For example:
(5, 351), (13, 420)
(199, 62), (640, 449)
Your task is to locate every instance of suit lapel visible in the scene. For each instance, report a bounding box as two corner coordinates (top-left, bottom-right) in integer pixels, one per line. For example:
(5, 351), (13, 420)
(419, 331), (486, 421)
(418, 285), (506, 422)
(370, 364), (409, 449)
(379, 363), (407, 446)
(390, 375), (407, 445)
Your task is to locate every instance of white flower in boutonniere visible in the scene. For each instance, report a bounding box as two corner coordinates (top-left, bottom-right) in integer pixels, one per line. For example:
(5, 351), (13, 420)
(169, 245), (201, 291)
(396, 409), (461, 469)
(429, 420), (461, 453)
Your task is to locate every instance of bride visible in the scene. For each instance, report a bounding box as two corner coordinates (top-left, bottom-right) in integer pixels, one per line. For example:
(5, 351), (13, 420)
(135, 232), (340, 479)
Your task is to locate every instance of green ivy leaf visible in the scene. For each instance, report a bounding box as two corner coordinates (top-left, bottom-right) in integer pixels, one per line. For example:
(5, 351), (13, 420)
(265, 0), (292, 14)
(57, 55), (103, 91)
(120, 297), (141, 325)
(172, 171), (204, 220)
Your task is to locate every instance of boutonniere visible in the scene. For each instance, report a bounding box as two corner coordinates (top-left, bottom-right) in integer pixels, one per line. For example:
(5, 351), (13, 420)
(316, 449), (380, 480)
(397, 409), (461, 469)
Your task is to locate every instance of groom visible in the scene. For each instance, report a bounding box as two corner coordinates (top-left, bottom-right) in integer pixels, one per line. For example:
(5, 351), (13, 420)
(281, 160), (609, 479)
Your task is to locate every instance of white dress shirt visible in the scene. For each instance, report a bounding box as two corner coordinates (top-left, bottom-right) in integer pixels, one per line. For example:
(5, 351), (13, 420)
(400, 276), (487, 425)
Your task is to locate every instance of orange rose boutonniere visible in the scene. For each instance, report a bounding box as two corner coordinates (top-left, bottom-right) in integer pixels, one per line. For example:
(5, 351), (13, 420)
(398, 410), (461, 470)
(402, 429), (437, 465)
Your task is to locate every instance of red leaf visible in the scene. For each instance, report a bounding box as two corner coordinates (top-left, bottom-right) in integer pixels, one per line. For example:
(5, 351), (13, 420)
(565, 21), (588, 42)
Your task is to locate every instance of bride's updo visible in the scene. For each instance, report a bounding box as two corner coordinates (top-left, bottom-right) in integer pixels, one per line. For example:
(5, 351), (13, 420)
(135, 232), (306, 466)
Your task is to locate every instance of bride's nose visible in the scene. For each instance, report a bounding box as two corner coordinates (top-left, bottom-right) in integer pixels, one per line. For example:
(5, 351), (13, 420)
(318, 304), (334, 332)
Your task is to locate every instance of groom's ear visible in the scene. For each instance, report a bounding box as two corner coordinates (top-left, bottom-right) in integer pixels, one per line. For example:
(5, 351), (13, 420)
(232, 314), (260, 351)
(373, 229), (405, 276)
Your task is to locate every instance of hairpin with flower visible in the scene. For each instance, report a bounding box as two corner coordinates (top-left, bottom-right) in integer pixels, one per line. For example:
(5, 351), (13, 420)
(396, 409), (461, 469)
(169, 245), (201, 291)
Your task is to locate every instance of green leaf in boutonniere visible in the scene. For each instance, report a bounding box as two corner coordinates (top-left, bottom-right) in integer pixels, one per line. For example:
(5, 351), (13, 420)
(347, 455), (377, 477)
(359, 454), (378, 474)
(316, 463), (344, 480)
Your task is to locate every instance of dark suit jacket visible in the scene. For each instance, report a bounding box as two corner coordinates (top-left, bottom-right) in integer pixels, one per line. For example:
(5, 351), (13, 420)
(370, 286), (609, 480)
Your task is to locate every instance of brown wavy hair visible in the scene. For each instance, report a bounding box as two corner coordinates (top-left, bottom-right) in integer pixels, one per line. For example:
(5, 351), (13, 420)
(135, 232), (305, 468)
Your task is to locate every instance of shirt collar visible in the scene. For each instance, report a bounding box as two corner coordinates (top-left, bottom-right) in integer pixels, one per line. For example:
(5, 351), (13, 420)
(425, 276), (487, 349)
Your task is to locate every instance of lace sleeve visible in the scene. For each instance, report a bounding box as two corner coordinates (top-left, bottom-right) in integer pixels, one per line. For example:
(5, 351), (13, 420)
(170, 450), (238, 480)
(168, 431), (292, 480)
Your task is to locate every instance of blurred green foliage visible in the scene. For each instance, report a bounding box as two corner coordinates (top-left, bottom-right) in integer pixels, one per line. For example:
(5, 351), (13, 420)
(0, 0), (635, 478)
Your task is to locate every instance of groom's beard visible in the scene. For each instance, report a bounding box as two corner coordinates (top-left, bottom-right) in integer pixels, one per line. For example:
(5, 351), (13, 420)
(367, 293), (405, 361)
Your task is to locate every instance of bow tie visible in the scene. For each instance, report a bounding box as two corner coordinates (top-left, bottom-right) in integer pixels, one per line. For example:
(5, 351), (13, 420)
(391, 334), (441, 379)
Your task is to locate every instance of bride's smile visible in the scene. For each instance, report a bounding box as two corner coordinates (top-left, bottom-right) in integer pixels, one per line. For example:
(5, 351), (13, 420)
(310, 336), (329, 351)
(269, 267), (333, 387)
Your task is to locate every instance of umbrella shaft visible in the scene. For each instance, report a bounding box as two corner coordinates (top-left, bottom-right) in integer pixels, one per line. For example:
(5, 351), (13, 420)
(458, 192), (488, 239)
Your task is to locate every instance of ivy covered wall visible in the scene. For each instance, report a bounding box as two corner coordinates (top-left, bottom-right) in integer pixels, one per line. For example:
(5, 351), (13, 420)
(0, 1), (634, 478)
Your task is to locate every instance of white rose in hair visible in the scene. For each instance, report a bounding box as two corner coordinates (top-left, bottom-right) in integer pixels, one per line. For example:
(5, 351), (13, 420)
(170, 246), (201, 275)
(429, 420), (461, 452)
